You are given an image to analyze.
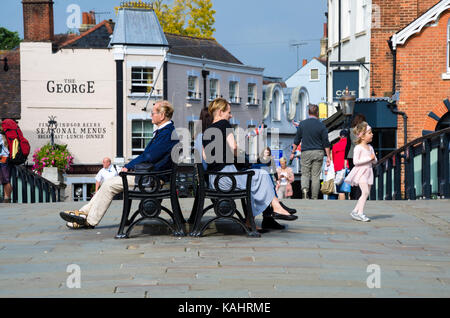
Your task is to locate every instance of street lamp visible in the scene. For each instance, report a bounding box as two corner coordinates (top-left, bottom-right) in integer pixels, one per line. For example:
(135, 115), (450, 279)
(48, 116), (57, 147)
(340, 86), (355, 128)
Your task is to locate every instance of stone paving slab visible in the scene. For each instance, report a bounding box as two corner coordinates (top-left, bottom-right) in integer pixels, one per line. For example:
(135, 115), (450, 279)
(0, 199), (449, 298)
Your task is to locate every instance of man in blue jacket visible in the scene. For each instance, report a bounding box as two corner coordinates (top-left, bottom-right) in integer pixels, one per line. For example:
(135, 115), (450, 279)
(59, 100), (179, 229)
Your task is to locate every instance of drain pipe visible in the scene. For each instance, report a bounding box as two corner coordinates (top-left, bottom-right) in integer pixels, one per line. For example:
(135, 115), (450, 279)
(388, 37), (408, 145)
(388, 101), (408, 146)
(387, 39), (408, 146)
(338, 0), (341, 63)
(388, 39), (397, 95)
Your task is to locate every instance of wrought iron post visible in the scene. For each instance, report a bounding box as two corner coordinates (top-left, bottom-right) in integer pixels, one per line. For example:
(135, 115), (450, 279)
(393, 153), (402, 200)
(438, 133), (449, 198)
(47, 116), (57, 147)
(421, 139), (431, 199)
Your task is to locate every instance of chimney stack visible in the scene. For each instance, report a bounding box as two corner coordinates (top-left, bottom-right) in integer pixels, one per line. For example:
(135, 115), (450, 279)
(22, 0), (54, 42)
(80, 11), (97, 33)
(302, 59), (308, 67)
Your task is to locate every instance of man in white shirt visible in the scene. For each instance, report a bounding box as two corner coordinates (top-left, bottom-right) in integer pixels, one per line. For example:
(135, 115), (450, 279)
(95, 157), (119, 193)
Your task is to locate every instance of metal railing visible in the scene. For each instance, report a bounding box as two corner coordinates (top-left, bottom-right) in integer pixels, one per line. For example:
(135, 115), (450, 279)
(3, 165), (62, 203)
(370, 127), (450, 200)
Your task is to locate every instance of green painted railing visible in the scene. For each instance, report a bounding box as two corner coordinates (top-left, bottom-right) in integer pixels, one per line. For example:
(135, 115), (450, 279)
(371, 127), (450, 200)
(1, 165), (62, 203)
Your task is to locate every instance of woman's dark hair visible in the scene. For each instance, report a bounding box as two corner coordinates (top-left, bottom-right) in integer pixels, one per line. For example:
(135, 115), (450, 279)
(351, 113), (366, 128)
(200, 108), (212, 133)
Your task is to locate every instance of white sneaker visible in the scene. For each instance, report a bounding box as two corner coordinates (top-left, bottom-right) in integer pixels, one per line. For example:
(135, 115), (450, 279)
(359, 214), (371, 222)
(350, 211), (362, 221)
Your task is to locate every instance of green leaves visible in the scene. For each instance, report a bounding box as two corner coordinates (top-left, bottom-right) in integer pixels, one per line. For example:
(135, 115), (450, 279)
(0, 27), (21, 50)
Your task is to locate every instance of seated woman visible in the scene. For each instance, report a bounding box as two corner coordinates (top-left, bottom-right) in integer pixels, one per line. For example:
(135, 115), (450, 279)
(202, 98), (297, 229)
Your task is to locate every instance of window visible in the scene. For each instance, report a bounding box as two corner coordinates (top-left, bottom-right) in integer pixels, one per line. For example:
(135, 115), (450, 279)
(356, 0), (368, 34)
(131, 67), (154, 93)
(310, 69), (319, 80)
(272, 90), (281, 121)
(72, 183), (96, 201)
(132, 120), (153, 156)
(209, 79), (219, 100)
(248, 83), (257, 104)
(341, 0), (351, 39)
(296, 90), (309, 122)
(187, 76), (199, 99)
(229, 81), (239, 103)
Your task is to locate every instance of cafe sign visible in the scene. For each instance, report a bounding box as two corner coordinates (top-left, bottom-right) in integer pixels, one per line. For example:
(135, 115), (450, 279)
(332, 70), (359, 102)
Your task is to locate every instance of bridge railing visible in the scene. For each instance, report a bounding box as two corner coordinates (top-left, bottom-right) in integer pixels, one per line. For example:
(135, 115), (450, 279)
(0, 165), (62, 203)
(370, 127), (450, 200)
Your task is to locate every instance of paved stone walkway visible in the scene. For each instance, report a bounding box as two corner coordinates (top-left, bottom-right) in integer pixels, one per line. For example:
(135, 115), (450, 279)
(0, 198), (449, 298)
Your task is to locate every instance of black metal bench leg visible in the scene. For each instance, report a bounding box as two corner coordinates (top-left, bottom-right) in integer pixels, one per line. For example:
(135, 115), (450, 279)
(190, 194), (206, 237)
(116, 198), (132, 239)
(187, 193), (199, 225)
(171, 196), (186, 236)
(242, 198), (260, 238)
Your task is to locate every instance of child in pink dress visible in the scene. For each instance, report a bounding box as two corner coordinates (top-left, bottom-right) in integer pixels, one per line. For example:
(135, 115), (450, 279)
(344, 122), (377, 222)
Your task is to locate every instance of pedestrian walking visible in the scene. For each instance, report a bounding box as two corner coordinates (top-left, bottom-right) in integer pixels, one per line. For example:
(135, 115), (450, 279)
(289, 104), (331, 199)
(333, 129), (350, 200)
(345, 113), (366, 200)
(345, 122), (377, 222)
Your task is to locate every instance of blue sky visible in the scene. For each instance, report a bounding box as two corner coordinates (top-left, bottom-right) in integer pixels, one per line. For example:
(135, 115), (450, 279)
(1, 0), (327, 79)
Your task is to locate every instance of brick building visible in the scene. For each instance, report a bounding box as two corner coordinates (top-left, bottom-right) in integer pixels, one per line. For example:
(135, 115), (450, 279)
(389, 0), (450, 142)
(327, 0), (449, 155)
(0, 49), (20, 119)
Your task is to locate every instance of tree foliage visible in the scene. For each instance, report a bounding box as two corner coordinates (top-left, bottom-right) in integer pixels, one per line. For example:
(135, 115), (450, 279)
(153, 0), (216, 38)
(0, 27), (21, 50)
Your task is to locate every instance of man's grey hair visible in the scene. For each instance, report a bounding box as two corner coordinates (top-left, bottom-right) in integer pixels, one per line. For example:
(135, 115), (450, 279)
(308, 104), (319, 117)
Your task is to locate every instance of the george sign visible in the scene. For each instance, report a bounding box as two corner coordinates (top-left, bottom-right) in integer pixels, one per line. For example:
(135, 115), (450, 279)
(46, 79), (95, 94)
(332, 70), (359, 102)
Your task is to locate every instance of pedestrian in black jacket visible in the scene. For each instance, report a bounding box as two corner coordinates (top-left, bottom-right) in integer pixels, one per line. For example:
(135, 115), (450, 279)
(289, 104), (331, 200)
